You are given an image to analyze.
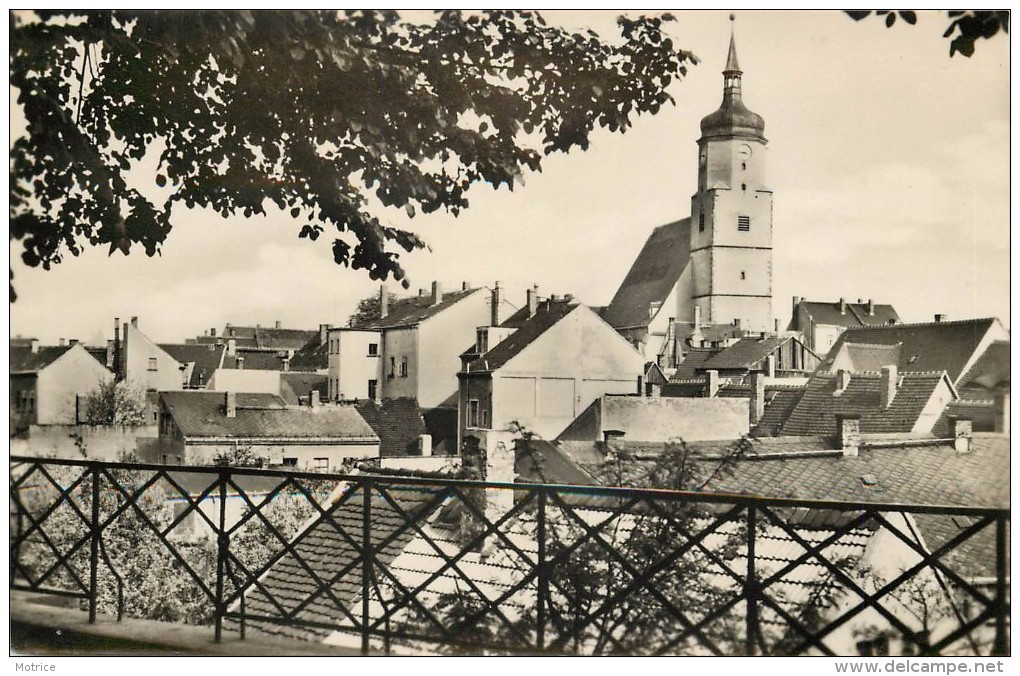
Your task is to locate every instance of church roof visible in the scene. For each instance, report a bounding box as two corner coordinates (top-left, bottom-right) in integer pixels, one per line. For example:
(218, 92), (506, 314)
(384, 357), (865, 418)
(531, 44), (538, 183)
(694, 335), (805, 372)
(600, 218), (691, 330)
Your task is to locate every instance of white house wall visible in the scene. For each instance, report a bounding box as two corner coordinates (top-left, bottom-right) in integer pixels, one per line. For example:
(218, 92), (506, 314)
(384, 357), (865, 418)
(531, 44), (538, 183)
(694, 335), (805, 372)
(329, 329), (381, 401)
(417, 289), (493, 409)
(489, 306), (645, 440)
(35, 344), (113, 425)
(123, 322), (186, 392)
(381, 327), (418, 400)
(183, 441), (379, 470)
(206, 369), (281, 395)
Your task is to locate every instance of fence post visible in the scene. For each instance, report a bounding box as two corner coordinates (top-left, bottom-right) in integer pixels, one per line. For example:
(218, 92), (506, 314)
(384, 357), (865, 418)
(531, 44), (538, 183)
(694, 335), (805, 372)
(214, 469), (228, 642)
(745, 504), (758, 656)
(361, 476), (373, 655)
(992, 515), (1008, 655)
(536, 487), (547, 653)
(88, 463), (100, 624)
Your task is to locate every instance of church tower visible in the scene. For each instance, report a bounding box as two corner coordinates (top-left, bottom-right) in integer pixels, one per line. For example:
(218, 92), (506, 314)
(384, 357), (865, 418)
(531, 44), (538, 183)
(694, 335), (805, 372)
(686, 19), (773, 332)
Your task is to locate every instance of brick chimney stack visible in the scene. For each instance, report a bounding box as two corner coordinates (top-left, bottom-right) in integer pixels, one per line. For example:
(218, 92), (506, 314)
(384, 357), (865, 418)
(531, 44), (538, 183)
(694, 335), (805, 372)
(867, 299), (875, 316)
(838, 298), (846, 315)
(705, 370), (720, 398)
(225, 392), (237, 418)
(491, 281), (503, 326)
(432, 281), (444, 306)
(949, 416), (972, 454)
(379, 284), (389, 319)
(837, 414), (860, 456)
(310, 390), (319, 408)
(527, 285), (538, 317)
(749, 371), (765, 426)
(319, 323), (332, 344)
(880, 365), (898, 408)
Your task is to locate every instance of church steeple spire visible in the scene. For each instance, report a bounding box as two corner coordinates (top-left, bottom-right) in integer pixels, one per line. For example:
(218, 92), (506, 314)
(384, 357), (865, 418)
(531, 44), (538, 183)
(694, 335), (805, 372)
(699, 14), (765, 141)
(725, 15), (741, 74)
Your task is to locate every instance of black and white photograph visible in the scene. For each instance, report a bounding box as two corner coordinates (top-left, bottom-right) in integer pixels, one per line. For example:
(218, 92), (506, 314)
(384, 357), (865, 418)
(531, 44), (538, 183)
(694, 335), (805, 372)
(8, 8), (1011, 663)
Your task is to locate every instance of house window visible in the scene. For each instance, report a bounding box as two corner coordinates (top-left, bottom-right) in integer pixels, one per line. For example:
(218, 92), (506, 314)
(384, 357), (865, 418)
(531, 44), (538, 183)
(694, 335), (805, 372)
(314, 458), (329, 470)
(737, 215), (751, 232)
(468, 400), (480, 428)
(368, 379), (377, 400)
(400, 356), (408, 378)
(389, 357), (396, 378)
(147, 357), (158, 371)
(698, 207), (705, 232)
(476, 329), (488, 355)
(740, 271), (746, 280)
(368, 343), (378, 356)
(282, 457), (297, 467)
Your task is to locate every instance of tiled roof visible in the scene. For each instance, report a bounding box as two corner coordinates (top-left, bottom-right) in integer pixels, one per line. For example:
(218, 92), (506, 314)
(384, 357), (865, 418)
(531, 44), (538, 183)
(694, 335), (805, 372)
(289, 335), (328, 372)
(222, 350), (289, 371)
(221, 326), (317, 350)
(662, 377), (709, 398)
(839, 342), (902, 373)
(672, 348), (720, 380)
(714, 383), (808, 438)
(354, 398), (427, 457)
(956, 340), (1010, 396)
(160, 391), (377, 441)
(280, 372), (329, 405)
(10, 345), (74, 373)
(601, 218), (691, 330)
(794, 300), (900, 329)
(352, 288), (479, 330)
(823, 318), (999, 384)
(422, 408), (458, 452)
(701, 336), (791, 371)
(466, 300), (578, 372)
(85, 347), (110, 368)
(931, 399), (998, 436)
(159, 343), (226, 388)
(238, 481), (449, 643)
(780, 371), (950, 437)
(516, 439), (597, 485)
(674, 323), (748, 348)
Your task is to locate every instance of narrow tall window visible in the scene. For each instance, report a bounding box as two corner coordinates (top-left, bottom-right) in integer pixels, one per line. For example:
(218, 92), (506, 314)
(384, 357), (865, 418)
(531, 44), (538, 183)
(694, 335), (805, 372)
(699, 207), (705, 232)
(740, 271), (746, 280)
(367, 379), (377, 400)
(400, 356), (408, 378)
(147, 357), (158, 371)
(738, 215), (751, 232)
(389, 356), (396, 377)
(368, 343), (378, 356)
(468, 400), (480, 428)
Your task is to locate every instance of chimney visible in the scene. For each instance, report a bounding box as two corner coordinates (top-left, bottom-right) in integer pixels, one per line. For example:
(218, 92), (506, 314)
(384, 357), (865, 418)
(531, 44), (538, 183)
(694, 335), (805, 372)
(838, 298), (846, 315)
(867, 299), (875, 317)
(131, 316), (138, 328)
(30, 338), (40, 354)
(934, 314), (946, 323)
(236, 355), (244, 370)
(310, 390), (320, 408)
(113, 317), (121, 378)
(272, 320), (280, 329)
(418, 288), (425, 297)
(749, 371), (765, 427)
(418, 434), (433, 456)
(379, 284), (389, 319)
(282, 356), (290, 372)
(462, 281), (469, 291)
(319, 323), (332, 344)
(836, 414), (860, 456)
(225, 392), (237, 418)
(733, 318), (742, 330)
(792, 296), (801, 317)
(527, 285), (538, 317)
(69, 339), (79, 346)
(774, 318), (780, 333)
(705, 369), (720, 398)
(836, 369), (851, 392)
(763, 354), (776, 378)
(949, 416), (972, 454)
(880, 365), (898, 408)
(490, 281), (503, 326)
(645, 381), (662, 398)
(995, 391), (1010, 435)
(603, 430), (626, 458)
(226, 338), (236, 357)
(432, 280), (443, 306)
(693, 304), (702, 328)
(59, 338), (65, 347)
(210, 328), (216, 338)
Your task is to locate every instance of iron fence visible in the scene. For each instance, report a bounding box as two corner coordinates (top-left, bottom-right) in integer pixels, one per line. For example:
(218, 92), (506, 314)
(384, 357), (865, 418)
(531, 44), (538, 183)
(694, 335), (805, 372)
(9, 455), (1010, 656)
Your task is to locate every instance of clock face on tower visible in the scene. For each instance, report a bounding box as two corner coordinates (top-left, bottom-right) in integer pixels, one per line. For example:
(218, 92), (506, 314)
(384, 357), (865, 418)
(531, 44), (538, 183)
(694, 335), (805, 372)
(737, 143), (753, 160)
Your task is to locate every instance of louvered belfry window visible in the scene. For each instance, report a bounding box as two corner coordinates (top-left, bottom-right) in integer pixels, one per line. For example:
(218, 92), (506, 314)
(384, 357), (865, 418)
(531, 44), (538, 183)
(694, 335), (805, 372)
(738, 215), (751, 231)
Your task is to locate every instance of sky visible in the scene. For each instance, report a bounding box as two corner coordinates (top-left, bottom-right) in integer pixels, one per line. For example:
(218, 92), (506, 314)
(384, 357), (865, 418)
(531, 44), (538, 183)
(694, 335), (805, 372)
(8, 10), (1011, 346)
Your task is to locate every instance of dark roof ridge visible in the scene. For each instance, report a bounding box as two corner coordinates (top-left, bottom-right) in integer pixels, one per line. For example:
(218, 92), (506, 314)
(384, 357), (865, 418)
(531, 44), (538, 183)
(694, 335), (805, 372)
(355, 463), (469, 481)
(845, 317), (996, 330)
(843, 341), (904, 349)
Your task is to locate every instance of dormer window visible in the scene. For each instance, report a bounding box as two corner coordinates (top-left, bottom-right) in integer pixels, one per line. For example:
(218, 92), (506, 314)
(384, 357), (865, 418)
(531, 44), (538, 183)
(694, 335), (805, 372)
(649, 301), (662, 318)
(476, 328), (489, 355)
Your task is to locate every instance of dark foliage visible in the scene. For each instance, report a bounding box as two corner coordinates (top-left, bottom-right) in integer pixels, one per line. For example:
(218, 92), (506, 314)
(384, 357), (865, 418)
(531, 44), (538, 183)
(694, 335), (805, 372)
(10, 10), (695, 300)
(846, 10), (1008, 57)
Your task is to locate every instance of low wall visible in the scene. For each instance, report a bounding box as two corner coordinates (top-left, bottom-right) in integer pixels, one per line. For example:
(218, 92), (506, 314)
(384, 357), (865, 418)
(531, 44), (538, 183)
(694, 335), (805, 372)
(380, 456), (463, 473)
(10, 424), (158, 461)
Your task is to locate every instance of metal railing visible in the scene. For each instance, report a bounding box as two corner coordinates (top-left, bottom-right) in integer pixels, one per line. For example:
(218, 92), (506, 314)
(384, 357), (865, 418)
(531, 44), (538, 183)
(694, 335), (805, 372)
(9, 455), (1010, 656)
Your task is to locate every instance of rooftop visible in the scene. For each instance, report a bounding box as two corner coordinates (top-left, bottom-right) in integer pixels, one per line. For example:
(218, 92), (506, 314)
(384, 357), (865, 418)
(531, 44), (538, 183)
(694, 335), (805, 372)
(793, 299), (900, 330)
(354, 398), (428, 457)
(10, 345), (77, 373)
(158, 343), (226, 388)
(352, 287), (479, 330)
(464, 299), (579, 373)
